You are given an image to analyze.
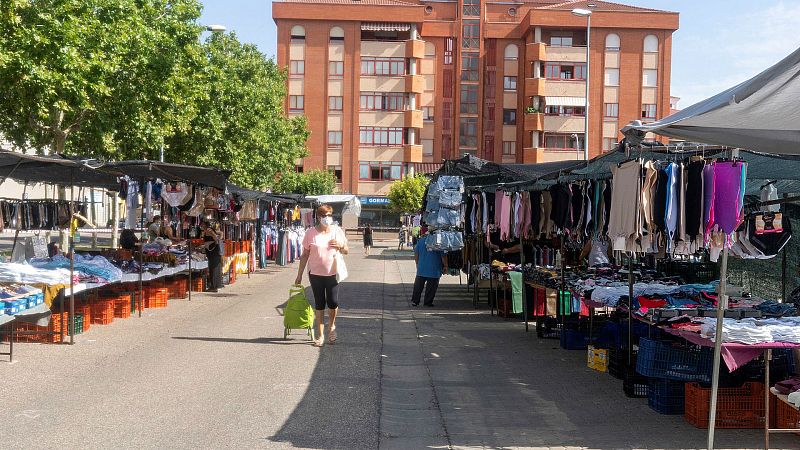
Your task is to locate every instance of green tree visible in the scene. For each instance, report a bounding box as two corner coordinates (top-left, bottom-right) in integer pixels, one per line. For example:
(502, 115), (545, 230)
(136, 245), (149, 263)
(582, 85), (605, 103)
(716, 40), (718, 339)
(387, 174), (429, 213)
(0, 0), (205, 158)
(273, 170), (336, 196)
(167, 32), (309, 188)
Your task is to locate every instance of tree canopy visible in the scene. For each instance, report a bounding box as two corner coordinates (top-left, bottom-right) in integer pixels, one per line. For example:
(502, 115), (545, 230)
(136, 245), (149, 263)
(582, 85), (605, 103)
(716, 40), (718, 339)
(273, 170), (337, 196)
(387, 174), (429, 214)
(0, 0), (309, 189)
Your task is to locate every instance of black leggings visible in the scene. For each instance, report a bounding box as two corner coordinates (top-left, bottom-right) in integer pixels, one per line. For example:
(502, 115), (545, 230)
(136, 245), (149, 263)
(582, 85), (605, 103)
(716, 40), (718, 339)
(308, 274), (340, 311)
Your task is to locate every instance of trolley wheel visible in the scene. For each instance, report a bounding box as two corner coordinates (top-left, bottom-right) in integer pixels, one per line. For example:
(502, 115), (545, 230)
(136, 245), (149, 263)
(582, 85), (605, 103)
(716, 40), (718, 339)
(284, 328), (289, 340)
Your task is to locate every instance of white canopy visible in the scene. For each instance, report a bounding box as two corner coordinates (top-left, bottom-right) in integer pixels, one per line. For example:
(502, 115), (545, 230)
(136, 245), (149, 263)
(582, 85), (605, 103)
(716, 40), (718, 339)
(545, 96), (586, 107)
(306, 194), (362, 217)
(622, 46), (800, 155)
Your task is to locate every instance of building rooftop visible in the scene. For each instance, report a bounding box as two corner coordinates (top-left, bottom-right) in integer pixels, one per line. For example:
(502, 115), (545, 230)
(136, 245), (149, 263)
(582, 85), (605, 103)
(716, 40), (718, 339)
(535, 0), (675, 14)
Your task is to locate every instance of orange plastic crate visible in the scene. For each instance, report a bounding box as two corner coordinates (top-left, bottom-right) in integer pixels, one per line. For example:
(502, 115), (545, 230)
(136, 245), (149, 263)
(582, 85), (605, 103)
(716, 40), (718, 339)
(191, 277), (205, 292)
(145, 287), (169, 308)
(76, 304), (91, 331)
(91, 300), (115, 325)
(684, 382), (764, 429)
(775, 394), (800, 430)
(113, 297), (131, 319)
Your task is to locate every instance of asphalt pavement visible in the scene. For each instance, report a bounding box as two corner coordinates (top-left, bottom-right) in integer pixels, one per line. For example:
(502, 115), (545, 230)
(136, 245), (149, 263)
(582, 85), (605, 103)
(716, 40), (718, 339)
(0, 240), (796, 449)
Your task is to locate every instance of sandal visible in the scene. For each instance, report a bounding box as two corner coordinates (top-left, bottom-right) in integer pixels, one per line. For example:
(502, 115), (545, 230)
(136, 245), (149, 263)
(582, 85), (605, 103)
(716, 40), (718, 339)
(313, 334), (325, 347)
(328, 328), (337, 344)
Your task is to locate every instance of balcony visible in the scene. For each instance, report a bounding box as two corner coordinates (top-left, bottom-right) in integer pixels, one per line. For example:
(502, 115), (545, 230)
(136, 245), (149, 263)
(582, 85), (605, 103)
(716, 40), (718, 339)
(404, 144), (423, 163)
(522, 147), (542, 163)
(523, 112), (544, 132)
(405, 74), (425, 94)
(523, 147), (582, 163)
(405, 39), (425, 59)
(543, 115), (585, 133)
(404, 109), (423, 128)
(524, 77), (546, 96)
(526, 42), (546, 61)
(545, 45), (587, 63)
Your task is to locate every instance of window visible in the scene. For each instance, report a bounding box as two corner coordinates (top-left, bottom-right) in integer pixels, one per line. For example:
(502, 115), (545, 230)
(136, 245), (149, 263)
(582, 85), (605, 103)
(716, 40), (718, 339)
(460, 84), (478, 114)
(361, 57), (405, 76)
(328, 165), (343, 183)
(290, 25), (305, 43)
(544, 63), (586, 80)
(605, 34), (620, 51)
(329, 61), (343, 78)
(502, 109), (517, 125)
(604, 68), (620, 86)
(329, 27), (344, 42)
(604, 103), (619, 118)
(643, 69), (658, 87)
(444, 37), (453, 65)
(424, 42), (436, 57)
(422, 139), (434, 156)
(327, 130), (342, 147)
(603, 138), (617, 152)
(359, 161), (404, 181)
(544, 105), (585, 116)
(359, 127), (404, 146)
(503, 76), (517, 91)
(642, 104), (657, 119)
(459, 118), (478, 147)
(462, 20), (480, 49)
(359, 92), (406, 111)
(422, 106), (434, 121)
(504, 44), (519, 60)
(328, 96), (343, 112)
(544, 133), (583, 151)
(550, 33), (573, 47)
(289, 95), (304, 112)
(502, 141), (515, 156)
(295, 165), (304, 173)
(463, 0), (480, 17)
(461, 52), (479, 81)
(289, 60), (304, 75)
(644, 34), (659, 53)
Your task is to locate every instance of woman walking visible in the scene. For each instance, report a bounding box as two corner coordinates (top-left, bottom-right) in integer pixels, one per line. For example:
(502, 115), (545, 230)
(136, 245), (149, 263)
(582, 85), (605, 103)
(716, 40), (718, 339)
(363, 224), (374, 256)
(295, 204), (349, 347)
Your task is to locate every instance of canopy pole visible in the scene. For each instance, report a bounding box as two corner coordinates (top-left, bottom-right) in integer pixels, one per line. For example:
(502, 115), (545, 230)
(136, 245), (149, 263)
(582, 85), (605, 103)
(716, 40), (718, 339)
(520, 230), (528, 332)
(69, 183), (75, 345)
(10, 183), (28, 260)
(707, 245), (729, 450)
(138, 178), (145, 318)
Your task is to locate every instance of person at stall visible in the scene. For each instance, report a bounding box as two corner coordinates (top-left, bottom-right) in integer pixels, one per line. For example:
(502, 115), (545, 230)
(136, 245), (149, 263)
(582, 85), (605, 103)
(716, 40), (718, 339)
(158, 216), (179, 242)
(120, 229), (139, 251)
(412, 225), (447, 307)
(579, 234), (614, 268)
(146, 215), (163, 242)
(200, 220), (223, 293)
(295, 204), (349, 347)
(363, 224), (374, 256)
(487, 230), (522, 265)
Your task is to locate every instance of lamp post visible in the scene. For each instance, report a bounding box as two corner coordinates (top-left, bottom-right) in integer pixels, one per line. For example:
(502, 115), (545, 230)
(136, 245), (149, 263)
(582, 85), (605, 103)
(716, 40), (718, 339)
(572, 8), (591, 161)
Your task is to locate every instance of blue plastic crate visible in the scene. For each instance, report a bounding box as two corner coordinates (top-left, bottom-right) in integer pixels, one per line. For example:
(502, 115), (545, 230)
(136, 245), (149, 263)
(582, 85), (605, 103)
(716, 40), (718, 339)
(636, 338), (713, 382)
(647, 378), (685, 415)
(560, 328), (589, 350)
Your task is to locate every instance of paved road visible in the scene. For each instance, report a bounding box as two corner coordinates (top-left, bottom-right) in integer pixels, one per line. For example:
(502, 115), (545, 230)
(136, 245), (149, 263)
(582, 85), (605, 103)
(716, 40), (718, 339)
(1, 240), (795, 449)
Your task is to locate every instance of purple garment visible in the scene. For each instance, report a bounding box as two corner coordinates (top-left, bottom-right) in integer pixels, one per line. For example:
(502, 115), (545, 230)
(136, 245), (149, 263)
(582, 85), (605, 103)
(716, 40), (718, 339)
(702, 164), (715, 240)
(712, 161), (745, 235)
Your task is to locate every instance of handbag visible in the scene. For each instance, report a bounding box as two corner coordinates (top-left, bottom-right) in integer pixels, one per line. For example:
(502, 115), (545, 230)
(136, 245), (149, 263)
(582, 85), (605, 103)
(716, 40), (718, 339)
(334, 250), (348, 283)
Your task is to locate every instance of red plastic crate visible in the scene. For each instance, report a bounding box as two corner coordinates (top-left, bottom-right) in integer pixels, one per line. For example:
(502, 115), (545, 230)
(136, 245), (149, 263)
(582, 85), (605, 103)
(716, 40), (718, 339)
(775, 394), (800, 430)
(684, 382), (764, 429)
(191, 277), (205, 292)
(145, 287), (168, 308)
(113, 297), (131, 319)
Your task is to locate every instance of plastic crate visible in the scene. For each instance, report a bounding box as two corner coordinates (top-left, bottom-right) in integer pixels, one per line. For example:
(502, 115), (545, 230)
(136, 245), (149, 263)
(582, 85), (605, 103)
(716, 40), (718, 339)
(557, 289), (573, 316)
(145, 287), (168, 309)
(114, 297), (131, 319)
(91, 300), (115, 325)
(623, 370), (649, 398)
(76, 304), (91, 332)
(659, 260), (719, 283)
(647, 378), (685, 415)
(560, 328), (589, 350)
(636, 338), (713, 382)
(191, 276), (205, 292)
(608, 348), (637, 380)
(684, 382), (764, 429)
(775, 394), (800, 429)
(536, 316), (562, 339)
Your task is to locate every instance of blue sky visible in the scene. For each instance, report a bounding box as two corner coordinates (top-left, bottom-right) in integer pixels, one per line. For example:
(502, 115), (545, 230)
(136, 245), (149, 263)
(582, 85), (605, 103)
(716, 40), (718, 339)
(199, 0), (800, 108)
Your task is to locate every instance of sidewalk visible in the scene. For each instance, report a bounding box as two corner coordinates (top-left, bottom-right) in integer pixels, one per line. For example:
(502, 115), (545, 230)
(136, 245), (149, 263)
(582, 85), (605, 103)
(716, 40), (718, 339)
(0, 242), (795, 449)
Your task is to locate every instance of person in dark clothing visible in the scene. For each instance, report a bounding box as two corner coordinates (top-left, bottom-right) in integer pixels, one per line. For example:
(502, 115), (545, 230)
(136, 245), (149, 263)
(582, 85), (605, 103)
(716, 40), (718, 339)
(200, 221), (223, 292)
(487, 230), (522, 265)
(412, 226), (447, 307)
(363, 224), (374, 256)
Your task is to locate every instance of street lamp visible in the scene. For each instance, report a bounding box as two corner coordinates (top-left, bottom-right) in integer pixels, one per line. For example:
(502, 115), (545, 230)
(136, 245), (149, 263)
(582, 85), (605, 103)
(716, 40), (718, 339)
(572, 8), (591, 161)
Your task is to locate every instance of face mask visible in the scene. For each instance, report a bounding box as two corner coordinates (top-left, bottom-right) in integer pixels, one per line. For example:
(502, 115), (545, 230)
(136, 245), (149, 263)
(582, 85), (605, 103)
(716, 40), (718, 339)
(320, 216), (334, 226)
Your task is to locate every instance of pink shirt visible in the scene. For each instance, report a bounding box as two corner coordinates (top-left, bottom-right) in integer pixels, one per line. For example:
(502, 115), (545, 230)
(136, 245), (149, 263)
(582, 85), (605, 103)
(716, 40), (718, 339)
(303, 226), (347, 276)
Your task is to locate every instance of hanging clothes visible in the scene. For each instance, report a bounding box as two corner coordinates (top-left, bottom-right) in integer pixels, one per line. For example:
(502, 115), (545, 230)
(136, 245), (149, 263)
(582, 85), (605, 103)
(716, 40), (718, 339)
(607, 160), (641, 251)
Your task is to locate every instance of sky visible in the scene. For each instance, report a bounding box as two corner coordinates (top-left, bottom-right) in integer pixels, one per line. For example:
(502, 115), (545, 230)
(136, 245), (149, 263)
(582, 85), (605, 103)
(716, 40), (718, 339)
(199, 0), (800, 109)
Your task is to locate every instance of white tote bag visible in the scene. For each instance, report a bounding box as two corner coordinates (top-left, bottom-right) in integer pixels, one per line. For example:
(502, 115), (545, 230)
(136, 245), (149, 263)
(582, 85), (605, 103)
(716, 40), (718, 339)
(334, 251), (348, 283)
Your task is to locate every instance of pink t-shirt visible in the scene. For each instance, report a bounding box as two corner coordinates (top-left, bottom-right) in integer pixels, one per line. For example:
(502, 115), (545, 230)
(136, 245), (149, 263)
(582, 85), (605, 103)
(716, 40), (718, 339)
(303, 226), (348, 276)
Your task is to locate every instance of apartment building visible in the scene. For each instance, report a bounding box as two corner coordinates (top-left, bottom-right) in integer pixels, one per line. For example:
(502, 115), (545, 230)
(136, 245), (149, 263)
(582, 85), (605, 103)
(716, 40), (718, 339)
(273, 0), (679, 196)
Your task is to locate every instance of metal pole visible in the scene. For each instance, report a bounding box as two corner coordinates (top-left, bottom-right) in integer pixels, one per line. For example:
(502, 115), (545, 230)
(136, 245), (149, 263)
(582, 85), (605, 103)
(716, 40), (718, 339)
(781, 247), (787, 302)
(188, 236), (192, 302)
(627, 252), (634, 367)
(69, 184), (75, 345)
(583, 14), (591, 161)
(765, 348), (772, 449)
(707, 246), (730, 450)
(520, 231), (528, 332)
(111, 194), (119, 249)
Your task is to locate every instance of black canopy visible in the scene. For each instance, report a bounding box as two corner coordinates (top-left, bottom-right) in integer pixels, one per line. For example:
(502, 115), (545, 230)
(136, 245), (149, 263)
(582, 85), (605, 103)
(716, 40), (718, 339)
(105, 161), (230, 189)
(0, 151), (121, 188)
(226, 183), (299, 204)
